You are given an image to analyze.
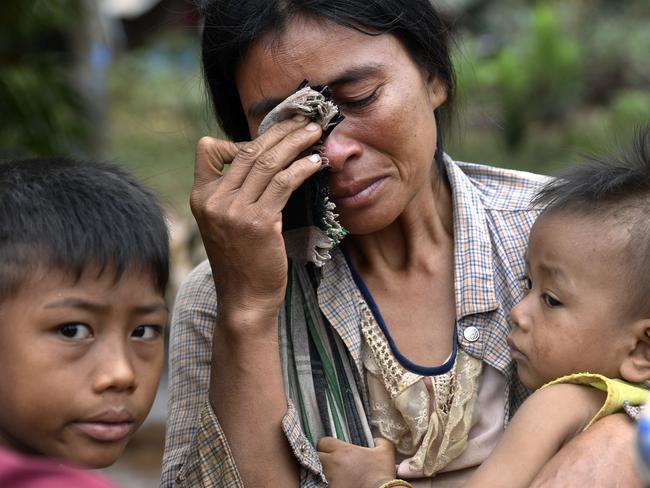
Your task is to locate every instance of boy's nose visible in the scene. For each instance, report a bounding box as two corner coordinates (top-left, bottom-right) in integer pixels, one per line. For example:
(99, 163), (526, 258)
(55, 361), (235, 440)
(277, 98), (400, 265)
(93, 346), (137, 393)
(321, 126), (362, 173)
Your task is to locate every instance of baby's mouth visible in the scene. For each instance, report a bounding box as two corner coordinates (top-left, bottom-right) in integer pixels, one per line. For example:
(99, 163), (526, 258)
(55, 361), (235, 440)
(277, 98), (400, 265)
(506, 336), (528, 361)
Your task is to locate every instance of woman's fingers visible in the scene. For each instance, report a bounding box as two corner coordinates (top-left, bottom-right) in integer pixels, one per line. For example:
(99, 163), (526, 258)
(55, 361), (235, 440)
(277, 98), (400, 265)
(256, 153), (323, 213)
(373, 438), (396, 456)
(238, 121), (322, 201)
(316, 436), (346, 454)
(194, 116), (323, 212)
(193, 136), (239, 189)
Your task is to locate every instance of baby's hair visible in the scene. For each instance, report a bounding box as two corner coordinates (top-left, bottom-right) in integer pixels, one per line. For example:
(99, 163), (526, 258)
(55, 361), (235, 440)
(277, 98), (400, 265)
(0, 158), (169, 301)
(533, 125), (650, 315)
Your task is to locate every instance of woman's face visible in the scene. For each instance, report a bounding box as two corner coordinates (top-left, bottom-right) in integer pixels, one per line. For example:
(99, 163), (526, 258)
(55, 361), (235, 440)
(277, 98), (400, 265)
(235, 17), (447, 234)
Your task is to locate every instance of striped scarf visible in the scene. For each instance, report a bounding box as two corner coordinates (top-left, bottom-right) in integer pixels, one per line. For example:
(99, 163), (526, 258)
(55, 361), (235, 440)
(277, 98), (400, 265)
(278, 259), (373, 448)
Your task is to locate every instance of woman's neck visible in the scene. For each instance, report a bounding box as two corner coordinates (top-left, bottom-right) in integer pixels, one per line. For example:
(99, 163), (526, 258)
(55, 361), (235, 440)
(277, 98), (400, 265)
(344, 174), (454, 276)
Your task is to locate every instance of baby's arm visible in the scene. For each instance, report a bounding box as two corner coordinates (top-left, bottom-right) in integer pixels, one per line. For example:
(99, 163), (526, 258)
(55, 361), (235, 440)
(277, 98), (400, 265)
(317, 437), (398, 488)
(465, 383), (605, 488)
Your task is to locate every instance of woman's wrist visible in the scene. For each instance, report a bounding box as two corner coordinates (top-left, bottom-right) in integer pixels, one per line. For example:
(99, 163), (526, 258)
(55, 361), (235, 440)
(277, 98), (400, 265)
(377, 480), (413, 488)
(216, 299), (282, 338)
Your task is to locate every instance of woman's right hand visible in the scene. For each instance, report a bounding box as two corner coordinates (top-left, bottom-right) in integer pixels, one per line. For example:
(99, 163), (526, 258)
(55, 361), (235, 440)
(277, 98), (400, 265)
(317, 437), (397, 488)
(190, 115), (323, 330)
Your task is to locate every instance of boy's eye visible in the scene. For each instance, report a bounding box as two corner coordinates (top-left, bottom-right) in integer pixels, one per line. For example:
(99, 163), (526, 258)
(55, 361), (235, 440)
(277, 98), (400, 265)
(58, 323), (92, 340)
(542, 294), (562, 308)
(132, 325), (162, 340)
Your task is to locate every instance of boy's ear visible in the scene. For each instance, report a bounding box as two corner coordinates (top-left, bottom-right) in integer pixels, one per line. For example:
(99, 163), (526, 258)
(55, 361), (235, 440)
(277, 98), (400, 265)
(620, 319), (650, 383)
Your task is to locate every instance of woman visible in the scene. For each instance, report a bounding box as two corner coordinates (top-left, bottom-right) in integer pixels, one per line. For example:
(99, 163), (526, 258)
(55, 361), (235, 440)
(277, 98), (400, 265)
(161, 1), (640, 487)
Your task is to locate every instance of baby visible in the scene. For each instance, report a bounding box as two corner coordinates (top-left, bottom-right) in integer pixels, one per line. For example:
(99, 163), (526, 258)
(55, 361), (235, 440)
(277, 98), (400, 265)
(0, 158), (169, 469)
(465, 127), (650, 486)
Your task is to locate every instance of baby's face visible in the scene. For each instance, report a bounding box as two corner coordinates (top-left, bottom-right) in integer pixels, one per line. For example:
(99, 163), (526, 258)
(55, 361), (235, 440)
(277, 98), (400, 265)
(0, 266), (166, 468)
(507, 213), (634, 390)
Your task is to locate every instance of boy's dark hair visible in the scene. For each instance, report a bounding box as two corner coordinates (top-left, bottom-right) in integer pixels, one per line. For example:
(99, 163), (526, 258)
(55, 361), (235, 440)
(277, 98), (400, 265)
(0, 158), (169, 300)
(533, 126), (650, 315)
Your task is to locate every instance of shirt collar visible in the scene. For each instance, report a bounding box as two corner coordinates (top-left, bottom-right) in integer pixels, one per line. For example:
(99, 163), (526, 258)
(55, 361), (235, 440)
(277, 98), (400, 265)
(318, 248), (364, 374)
(443, 154), (499, 317)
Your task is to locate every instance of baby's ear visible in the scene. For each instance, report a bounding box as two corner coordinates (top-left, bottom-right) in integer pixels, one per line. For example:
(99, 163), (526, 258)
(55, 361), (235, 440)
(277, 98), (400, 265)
(620, 319), (650, 383)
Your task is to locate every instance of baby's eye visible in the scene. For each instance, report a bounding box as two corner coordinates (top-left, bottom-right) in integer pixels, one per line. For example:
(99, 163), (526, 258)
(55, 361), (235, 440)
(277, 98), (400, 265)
(58, 323), (92, 340)
(132, 325), (162, 340)
(542, 294), (562, 308)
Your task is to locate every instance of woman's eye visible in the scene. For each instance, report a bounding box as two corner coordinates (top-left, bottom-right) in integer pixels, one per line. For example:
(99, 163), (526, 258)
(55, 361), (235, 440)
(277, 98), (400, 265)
(520, 275), (532, 292)
(132, 325), (162, 340)
(340, 89), (378, 110)
(542, 294), (562, 308)
(58, 323), (92, 340)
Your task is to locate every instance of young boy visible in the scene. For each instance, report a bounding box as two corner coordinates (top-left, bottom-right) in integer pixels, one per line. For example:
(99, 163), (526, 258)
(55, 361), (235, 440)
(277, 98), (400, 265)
(0, 158), (169, 469)
(317, 127), (650, 488)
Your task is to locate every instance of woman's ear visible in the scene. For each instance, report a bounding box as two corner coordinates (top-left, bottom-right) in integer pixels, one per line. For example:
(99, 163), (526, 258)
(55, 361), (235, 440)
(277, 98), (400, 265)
(426, 74), (447, 112)
(620, 319), (650, 383)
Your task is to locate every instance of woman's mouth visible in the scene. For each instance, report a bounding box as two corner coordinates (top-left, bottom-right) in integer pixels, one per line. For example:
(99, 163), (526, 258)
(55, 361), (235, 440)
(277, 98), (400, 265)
(330, 177), (387, 208)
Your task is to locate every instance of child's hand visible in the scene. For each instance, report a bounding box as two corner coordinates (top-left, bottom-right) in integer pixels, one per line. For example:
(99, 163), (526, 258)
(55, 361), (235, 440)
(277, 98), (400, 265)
(317, 437), (396, 488)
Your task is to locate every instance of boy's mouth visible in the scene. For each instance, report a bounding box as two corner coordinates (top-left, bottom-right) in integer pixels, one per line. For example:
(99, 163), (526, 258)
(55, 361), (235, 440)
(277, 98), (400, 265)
(73, 408), (136, 442)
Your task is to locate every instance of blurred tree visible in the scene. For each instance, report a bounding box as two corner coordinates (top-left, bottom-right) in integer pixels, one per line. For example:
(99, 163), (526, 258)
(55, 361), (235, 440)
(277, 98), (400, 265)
(482, 3), (583, 148)
(0, 0), (93, 158)
(452, 0), (648, 156)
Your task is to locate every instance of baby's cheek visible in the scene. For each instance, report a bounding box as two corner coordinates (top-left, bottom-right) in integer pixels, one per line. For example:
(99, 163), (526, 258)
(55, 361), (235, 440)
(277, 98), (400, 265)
(532, 340), (551, 363)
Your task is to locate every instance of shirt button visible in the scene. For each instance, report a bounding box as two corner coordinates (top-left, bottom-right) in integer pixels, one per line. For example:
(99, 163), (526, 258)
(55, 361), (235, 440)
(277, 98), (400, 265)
(464, 326), (480, 342)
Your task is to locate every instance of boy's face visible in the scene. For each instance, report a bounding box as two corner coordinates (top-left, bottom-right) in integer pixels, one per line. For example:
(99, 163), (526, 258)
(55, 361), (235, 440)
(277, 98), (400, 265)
(508, 213), (635, 390)
(0, 266), (167, 468)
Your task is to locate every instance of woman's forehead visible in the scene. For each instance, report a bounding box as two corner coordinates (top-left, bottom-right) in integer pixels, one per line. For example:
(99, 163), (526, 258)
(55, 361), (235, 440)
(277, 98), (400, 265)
(235, 18), (403, 108)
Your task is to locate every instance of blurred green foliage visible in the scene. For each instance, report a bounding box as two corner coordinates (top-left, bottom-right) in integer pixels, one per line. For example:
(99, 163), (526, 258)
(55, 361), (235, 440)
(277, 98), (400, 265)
(2, 0), (648, 206)
(0, 0), (91, 157)
(449, 0), (649, 172)
(106, 33), (214, 213)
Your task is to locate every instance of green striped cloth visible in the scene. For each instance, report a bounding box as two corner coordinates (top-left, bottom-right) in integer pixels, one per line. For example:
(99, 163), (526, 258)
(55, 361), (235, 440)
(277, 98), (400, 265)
(279, 259), (373, 448)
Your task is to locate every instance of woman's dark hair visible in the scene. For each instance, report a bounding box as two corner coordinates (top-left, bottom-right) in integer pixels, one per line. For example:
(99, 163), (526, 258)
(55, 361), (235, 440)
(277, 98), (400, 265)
(0, 158), (169, 300)
(200, 0), (455, 151)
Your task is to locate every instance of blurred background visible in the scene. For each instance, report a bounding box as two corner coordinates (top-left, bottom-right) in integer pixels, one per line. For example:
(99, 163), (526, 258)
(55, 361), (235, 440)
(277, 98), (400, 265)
(1, 0), (648, 486)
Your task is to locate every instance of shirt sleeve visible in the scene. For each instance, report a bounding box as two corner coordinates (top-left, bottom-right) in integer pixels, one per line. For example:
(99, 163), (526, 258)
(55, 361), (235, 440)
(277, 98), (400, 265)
(160, 260), (327, 487)
(543, 372), (650, 430)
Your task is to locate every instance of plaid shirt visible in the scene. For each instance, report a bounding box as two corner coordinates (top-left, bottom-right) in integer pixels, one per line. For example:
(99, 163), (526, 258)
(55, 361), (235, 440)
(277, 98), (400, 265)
(161, 156), (548, 487)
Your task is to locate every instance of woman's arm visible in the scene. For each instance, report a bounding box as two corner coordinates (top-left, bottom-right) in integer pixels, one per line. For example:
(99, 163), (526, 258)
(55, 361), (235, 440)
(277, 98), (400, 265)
(529, 413), (643, 487)
(189, 117), (323, 486)
(465, 383), (605, 488)
(161, 261), (243, 487)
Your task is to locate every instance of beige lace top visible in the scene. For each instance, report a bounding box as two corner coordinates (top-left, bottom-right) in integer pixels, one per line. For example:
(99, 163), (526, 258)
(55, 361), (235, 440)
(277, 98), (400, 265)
(360, 302), (484, 477)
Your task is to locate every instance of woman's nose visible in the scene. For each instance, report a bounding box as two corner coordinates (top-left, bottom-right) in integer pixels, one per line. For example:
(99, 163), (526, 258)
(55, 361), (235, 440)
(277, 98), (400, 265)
(321, 126), (362, 172)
